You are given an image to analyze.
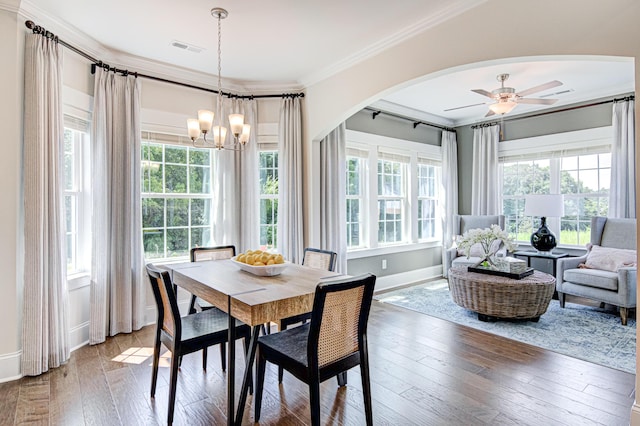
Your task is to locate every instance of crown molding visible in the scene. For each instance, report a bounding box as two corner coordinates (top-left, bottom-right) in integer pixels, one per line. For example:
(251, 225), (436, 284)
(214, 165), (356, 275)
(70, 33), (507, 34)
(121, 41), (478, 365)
(0, 0), (20, 14)
(300, 0), (487, 87)
(16, 1), (303, 97)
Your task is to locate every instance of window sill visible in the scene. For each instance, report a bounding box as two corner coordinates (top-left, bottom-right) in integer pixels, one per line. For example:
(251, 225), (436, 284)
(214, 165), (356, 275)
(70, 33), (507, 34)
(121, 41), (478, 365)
(68, 272), (90, 291)
(347, 241), (440, 259)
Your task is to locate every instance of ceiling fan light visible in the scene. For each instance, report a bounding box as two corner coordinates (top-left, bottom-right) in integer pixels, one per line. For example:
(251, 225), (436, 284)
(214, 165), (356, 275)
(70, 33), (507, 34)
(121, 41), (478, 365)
(489, 100), (517, 115)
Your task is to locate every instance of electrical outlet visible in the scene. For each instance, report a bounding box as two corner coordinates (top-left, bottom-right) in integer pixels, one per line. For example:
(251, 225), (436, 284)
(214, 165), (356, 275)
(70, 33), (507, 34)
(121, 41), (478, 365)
(382, 259), (387, 270)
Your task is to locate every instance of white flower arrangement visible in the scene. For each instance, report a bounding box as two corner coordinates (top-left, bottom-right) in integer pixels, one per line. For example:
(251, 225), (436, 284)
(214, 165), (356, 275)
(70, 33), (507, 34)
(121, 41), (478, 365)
(458, 224), (517, 268)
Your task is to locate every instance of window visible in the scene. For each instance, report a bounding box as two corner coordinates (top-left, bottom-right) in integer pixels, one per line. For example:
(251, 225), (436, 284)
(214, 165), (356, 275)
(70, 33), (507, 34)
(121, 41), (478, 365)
(345, 130), (442, 252)
(377, 157), (405, 244)
(346, 156), (365, 248)
(500, 127), (612, 247)
(417, 162), (438, 240)
(141, 140), (213, 259)
(259, 151), (278, 250)
(63, 116), (90, 274)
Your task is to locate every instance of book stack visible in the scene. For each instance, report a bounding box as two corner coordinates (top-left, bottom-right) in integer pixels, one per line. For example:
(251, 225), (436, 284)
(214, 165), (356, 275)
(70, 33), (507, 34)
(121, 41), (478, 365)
(494, 257), (528, 274)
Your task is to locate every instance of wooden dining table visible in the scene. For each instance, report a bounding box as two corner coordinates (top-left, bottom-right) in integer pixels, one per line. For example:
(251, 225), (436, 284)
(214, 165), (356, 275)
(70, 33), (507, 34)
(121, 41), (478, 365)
(165, 259), (341, 425)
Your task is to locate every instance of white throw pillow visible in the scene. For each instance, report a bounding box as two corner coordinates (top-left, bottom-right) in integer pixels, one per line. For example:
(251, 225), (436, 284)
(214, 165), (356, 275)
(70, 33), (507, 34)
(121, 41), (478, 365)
(584, 245), (636, 272)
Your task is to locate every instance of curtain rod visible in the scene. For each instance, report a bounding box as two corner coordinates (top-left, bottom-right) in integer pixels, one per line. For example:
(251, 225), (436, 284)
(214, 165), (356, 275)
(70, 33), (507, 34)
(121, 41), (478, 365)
(25, 20), (304, 100)
(471, 95), (635, 129)
(364, 107), (455, 133)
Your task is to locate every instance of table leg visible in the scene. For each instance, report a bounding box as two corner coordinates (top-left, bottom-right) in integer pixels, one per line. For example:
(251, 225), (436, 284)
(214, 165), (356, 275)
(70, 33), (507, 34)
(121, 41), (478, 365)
(227, 296), (235, 426)
(235, 325), (261, 425)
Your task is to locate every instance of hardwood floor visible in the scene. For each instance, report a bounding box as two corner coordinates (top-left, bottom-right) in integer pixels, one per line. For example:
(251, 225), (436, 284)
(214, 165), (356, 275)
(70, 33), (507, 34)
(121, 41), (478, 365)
(1, 301), (635, 425)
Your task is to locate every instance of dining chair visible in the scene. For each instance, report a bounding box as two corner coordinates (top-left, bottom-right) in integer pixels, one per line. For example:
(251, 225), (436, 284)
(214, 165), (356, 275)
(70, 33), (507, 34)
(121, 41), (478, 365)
(254, 273), (376, 426)
(177, 246), (236, 371)
(276, 247), (337, 381)
(146, 263), (251, 425)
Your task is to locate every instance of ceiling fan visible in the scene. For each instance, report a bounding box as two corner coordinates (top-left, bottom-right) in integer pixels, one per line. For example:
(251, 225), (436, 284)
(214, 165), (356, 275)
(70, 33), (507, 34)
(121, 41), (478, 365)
(445, 73), (563, 117)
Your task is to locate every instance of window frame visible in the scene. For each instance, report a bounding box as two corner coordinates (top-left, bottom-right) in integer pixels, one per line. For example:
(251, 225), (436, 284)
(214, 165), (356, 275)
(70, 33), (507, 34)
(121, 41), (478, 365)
(499, 126), (613, 248)
(346, 130), (443, 256)
(141, 134), (215, 262)
(258, 150), (279, 250)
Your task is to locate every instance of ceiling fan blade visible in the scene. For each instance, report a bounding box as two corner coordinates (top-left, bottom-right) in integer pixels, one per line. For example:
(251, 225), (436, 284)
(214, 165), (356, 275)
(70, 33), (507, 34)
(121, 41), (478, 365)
(444, 102), (486, 112)
(517, 98), (559, 105)
(471, 89), (494, 99)
(485, 110), (496, 117)
(516, 80), (562, 97)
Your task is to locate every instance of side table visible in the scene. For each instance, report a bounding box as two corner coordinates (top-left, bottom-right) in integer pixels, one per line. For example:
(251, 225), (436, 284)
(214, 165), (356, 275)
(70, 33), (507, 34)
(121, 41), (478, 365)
(513, 251), (569, 277)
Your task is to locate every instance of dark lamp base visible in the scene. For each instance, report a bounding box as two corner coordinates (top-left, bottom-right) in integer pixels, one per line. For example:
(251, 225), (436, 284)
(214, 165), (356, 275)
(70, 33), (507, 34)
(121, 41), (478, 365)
(530, 217), (557, 252)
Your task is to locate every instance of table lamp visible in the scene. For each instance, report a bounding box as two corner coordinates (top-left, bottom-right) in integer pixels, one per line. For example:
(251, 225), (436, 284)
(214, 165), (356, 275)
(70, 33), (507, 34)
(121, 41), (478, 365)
(524, 194), (565, 253)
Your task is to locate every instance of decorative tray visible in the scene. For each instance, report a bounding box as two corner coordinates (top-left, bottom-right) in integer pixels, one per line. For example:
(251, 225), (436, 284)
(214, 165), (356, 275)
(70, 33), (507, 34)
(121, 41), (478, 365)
(230, 257), (290, 277)
(467, 266), (534, 280)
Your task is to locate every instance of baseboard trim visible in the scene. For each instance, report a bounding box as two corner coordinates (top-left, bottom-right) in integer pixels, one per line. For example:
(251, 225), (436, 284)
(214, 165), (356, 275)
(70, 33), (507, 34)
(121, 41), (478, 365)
(374, 266), (443, 293)
(0, 351), (22, 384)
(69, 321), (89, 352)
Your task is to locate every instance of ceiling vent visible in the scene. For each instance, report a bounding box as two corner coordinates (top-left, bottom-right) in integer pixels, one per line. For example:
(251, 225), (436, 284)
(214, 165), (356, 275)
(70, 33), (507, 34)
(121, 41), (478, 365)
(171, 40), (204, 54)
(540, 89), (574, 98)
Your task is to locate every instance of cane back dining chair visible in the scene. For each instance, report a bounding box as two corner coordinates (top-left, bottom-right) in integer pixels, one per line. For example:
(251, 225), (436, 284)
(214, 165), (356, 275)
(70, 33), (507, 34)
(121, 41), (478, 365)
(254, 273), (376, 426)
(276, 247), (337, 381)
(146, 263), (251, 425)
(179, 246), (236, 370)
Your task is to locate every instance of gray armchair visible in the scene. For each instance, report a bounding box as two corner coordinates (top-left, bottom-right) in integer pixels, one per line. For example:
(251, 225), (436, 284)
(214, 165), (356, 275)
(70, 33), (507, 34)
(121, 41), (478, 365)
(443, 215), (506, 277)
(556, 217), (637, 325)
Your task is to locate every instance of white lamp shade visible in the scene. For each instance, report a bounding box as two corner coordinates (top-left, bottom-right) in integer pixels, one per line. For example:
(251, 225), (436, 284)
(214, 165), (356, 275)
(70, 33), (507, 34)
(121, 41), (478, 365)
(524, 194), (565, 217)
(488, 100), (517, 115)
(239, 124), (251, 144)
(187, 119), (200, 140)
(198, 110), (214, 132)
(212, 125), (227, 148)
(228, 113), (245, 136)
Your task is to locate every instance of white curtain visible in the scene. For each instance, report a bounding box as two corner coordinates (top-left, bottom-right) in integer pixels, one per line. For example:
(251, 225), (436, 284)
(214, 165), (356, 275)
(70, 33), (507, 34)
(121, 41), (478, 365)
(90, 68), (144, 345)
(212, 97), (259, 252)
(441, 130), (458, 250)
(319, 123), (347, 273)
(609, 99), (636, 218)
(471, 124), (501, 215)
(277, 97), (304, 264)
(21, 33), (70, 375)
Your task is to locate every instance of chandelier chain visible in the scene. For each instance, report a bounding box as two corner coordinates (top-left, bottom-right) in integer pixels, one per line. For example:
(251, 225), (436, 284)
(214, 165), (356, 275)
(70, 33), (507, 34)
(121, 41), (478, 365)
(217, 11), (222, 132)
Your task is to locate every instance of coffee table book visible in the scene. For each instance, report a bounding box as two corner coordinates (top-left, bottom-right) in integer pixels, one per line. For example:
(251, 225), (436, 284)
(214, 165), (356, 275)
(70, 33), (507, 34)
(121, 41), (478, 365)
(467, 266), (535, 280)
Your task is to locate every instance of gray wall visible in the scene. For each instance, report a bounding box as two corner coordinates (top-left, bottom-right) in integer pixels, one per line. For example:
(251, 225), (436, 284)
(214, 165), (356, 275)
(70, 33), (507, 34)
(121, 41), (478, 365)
(455, 95), (627, 214)
(345, 110), (442, 278)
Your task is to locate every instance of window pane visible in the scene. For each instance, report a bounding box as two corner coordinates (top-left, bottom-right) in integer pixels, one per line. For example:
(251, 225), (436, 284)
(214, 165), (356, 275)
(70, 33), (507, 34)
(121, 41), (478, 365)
(142, 198), (164, 228)
(143, 229), (165, 259)
(167, 198), (188, 227)
(191, 227), (211, 248)
(190, 148), (210, 166)
(142, 162), (163, 193)
(165, 164), (187, 193)
(190, 198), (211, 226)
(167, 228), (189, 257)
(142, 144), (163, 162)
(165, 146), (187, 164)
(189, 165), (210, 193)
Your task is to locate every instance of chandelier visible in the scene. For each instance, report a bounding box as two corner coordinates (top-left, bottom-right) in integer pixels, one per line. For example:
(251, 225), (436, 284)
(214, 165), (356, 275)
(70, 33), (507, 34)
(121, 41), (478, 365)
(187, 7), (250, 149)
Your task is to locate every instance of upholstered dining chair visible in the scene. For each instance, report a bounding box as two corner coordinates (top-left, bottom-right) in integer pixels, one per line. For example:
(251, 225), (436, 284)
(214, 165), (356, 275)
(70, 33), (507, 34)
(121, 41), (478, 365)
(254, 273), (376, 426)
(275, 247), (337, 381)
(146, 263), (251, 425)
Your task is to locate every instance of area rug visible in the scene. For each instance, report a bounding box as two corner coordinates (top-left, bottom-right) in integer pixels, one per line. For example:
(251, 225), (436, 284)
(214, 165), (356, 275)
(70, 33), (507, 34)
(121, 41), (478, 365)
(375, 280), (636, 374)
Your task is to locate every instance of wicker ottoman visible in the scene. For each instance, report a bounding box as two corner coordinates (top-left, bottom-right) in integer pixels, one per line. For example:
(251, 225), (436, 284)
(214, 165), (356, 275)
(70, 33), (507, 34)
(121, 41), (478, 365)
(448, 267), (556, 322)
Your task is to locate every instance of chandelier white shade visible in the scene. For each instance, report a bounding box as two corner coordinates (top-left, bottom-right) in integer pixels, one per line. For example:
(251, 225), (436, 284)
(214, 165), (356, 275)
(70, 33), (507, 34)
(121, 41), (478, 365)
(187, 8), (250, 149)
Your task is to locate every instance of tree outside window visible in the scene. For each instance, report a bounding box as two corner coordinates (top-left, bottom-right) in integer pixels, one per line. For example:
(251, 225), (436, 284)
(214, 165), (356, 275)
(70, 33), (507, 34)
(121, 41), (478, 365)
(259, 151), (278, 249)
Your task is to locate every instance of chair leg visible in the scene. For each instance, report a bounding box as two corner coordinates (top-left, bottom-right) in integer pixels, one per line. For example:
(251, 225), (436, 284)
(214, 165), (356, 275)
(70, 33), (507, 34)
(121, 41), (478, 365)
(309, 378), (322, 426)
(557, 292), (565, 308)
(167, 350), (180, 425)
(202, 347), (208, 370)
(360, 346), (374, 426)
(150, 335), (161, 397)
(336, 371), (347, 387)
(254, 347), (267, 421)
(620, 307), (629, 325)
(278, 366), (284, 383)
(219, 343), (226, 371)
